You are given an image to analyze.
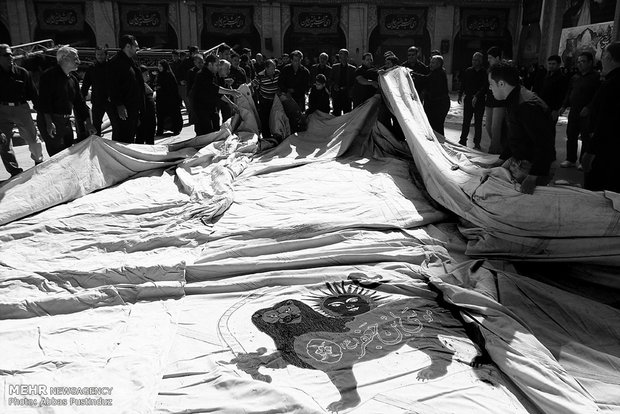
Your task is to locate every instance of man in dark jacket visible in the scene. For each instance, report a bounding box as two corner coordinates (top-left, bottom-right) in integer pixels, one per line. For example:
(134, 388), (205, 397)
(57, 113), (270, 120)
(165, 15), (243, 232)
(488, 62), (556, 194)
(581, 41), (620, 192)
(458, 52), (487, 149)
(403, 46), (429, 75)
(535, 55), (568, 126)
(558, 51), (600, 168)
(80, 46), (108, 137)
(329, 49), (356, 116)
(0, 43), (43, 176)
(278, 50), (310, 112)
(37, 46), (95, 156)
(191, 54), (241, 136)
(107, 34), (145, 143)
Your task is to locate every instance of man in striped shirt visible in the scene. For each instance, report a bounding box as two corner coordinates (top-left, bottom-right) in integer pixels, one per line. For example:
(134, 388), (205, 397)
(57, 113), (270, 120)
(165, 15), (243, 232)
(252, 59), (280, 138)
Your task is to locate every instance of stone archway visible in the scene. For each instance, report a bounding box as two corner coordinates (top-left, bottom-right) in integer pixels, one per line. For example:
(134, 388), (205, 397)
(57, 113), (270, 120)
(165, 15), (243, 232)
(282, 25), (347, 62)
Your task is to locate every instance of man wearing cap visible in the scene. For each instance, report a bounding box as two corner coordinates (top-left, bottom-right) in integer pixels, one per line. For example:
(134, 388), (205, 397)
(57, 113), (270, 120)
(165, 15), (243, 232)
(37, 46), (95, 156)
(329, 48), (356, 116)
(0, 43), (44, 176)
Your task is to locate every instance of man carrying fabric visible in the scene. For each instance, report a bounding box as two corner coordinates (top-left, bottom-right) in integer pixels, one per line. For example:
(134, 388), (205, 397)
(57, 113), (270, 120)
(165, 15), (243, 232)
(192, 54), (240, 136)
(0, 43), (44, 176)
(37, 46), (95, 157)
(487, 62), (555, 194)
(278, 50), (310, 112)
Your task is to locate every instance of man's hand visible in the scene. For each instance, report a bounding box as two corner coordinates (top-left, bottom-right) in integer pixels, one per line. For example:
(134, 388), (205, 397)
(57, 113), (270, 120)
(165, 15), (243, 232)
(47, 121), (56, 137)
(472, 96), (478, 107)
(580, 107), (590, 117)
(85, 119), (96, 136)
(457, 95), (462, 104)
(520, 175), (537, 194)
(117, 105), (128, 120)
(559, 106), (566, 116)
(581, 152), (595, 173)
(551, 110), (559, 123)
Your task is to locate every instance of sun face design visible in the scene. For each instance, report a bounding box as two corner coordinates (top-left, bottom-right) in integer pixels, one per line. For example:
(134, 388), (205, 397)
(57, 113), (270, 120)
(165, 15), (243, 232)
(308, 281), (386, 318)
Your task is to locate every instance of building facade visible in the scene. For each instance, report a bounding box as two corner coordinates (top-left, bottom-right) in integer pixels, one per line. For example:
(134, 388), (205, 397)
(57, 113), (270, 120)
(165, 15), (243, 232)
(1, 0), (618, 75)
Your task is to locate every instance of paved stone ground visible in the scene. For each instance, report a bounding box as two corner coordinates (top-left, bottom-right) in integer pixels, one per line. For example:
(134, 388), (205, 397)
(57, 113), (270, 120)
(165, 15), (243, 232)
(0, 93), (584, 187)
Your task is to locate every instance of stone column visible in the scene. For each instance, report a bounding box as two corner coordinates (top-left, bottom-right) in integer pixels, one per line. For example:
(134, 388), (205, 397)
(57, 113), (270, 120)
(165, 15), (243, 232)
(6, 0), (32, 45)
(614, 0), (620, 41)
(348, 3), (368, 65)
(92, 0), (117, 48)
(539, 0), (563, 62)
(432, 5), (455, 74)
(179, 0), (199, 49)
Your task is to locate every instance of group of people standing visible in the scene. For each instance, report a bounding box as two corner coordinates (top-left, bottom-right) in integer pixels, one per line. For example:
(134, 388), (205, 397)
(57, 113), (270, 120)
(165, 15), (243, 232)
(0, 35), (188, 177)
(458, 42), (620, 193)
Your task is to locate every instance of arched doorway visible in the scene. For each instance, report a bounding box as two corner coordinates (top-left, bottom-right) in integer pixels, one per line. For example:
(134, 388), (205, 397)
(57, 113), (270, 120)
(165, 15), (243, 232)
(120, 24), (179, 50)
(368, 7), (431, 66)
(202, 5), (261, 53)
(201, 26), (261, 54)
(452, 8), (513, 74)
(0, 21), (10, 44)
(34, 23), (97, 47)
(282, 6), (345, 63)
(282, 26), (346, 63)
(33, 2), (96, 47)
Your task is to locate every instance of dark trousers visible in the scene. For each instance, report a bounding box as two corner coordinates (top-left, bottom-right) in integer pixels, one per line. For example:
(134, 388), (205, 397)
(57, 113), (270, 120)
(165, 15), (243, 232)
(258, 97), (274, 138)
(424, 97), (451, 136)
(194, 107), (219, 136)
(460, 95), (485, 145)
(74, 116), (89, 143)
(585, 154), (620, 192)
(136, 99), (156, 145)
(566, 109), (589, 163)
(37, 113), (74, 157)
(91, 100), (107, 137)
(332, 89), (352, 116)
(108, 103), (139, 144)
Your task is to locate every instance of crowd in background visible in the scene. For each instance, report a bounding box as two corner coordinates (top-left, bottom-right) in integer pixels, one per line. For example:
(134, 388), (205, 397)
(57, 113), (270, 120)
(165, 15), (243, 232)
(1, 36), (619, 193)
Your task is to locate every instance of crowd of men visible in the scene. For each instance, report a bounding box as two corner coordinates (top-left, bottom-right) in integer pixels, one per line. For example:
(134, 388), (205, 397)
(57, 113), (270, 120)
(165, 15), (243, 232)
(458, 42), (620, 193)
(1, 36), (619, 194)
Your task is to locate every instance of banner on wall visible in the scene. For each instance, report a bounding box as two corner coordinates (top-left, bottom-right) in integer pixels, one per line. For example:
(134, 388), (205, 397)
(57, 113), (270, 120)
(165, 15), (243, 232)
(559, 20), (614, 65)
(204, 6), (253, 34)
(522, 0), (543, 26)
(291, 7), (339, 34)
(378, 8), (426, 36)
(35, 1), (85, 32)
(460, 8), (508, 37)
(119, 3), (168, 34)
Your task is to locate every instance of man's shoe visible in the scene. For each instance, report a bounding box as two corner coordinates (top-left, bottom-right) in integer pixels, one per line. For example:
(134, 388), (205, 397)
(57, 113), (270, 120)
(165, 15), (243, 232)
(560, 160), (576, 168)
(458, 139), (467, 146)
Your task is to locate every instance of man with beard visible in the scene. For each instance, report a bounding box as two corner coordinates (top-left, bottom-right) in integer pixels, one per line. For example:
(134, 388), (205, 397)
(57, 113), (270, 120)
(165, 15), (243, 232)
(107, 35), (145, 143)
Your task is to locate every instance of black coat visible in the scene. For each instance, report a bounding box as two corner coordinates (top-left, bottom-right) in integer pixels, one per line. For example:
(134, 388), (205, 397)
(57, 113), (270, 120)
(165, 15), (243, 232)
(107, 51), (145, 110)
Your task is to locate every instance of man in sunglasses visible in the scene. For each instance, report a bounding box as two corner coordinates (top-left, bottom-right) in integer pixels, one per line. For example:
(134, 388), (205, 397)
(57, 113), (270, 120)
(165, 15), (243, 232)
(0, 43), (44, 177)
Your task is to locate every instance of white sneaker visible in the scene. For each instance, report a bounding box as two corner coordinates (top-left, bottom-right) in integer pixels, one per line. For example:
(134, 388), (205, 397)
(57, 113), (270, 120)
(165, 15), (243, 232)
(560, 160), (576, 168)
